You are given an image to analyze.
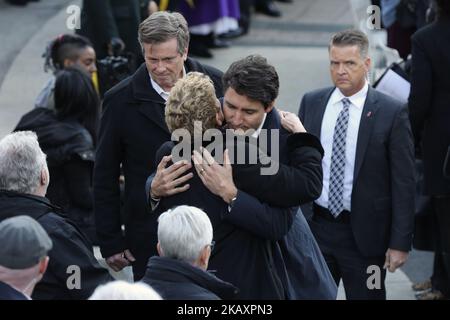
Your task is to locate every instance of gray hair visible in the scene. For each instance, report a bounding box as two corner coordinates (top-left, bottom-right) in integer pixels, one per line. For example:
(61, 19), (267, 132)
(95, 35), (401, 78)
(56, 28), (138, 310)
(89, 281), (162, 300)
(138, 11), (190, 55)
(0, 131), (47, 194)
(157, 206), (213, 264)
(329, 29), (369, 58)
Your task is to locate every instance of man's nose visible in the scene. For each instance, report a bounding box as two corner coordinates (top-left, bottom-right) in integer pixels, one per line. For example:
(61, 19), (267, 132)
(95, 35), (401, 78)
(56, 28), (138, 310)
(156, 60), (167, 71)
(232, 111), (243, 126)
(337, 63), (346, 74)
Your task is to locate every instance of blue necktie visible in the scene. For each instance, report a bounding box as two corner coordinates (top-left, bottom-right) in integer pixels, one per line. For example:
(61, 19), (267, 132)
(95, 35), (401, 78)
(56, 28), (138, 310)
(328, 98), (351, 217)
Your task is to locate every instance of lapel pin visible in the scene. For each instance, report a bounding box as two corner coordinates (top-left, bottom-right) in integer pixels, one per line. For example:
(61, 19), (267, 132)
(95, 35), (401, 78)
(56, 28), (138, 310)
(366, 111), (372, 118)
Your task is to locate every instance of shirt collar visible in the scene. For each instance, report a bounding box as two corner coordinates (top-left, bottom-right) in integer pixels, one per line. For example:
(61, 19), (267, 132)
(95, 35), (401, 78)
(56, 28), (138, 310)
(149, 67), (187, 101)
(329, 81), (369, 109)
(251, 113), (267, 138)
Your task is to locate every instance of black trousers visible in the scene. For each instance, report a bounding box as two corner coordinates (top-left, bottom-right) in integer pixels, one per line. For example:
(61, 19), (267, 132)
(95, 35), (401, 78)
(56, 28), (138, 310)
(432, 252), (449, 296)
(310, 205), (387, 300)
(432, 196), (450, 296)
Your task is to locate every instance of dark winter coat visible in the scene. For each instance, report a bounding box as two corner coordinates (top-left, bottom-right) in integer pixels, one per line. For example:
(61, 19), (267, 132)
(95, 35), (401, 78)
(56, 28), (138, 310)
(142, 256), (238, 300)
(0, 191), (112, 300)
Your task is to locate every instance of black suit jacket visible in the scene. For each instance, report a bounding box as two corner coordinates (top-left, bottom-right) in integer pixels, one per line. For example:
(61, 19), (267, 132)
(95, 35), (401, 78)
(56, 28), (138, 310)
(408, 17), (450, 196)
(299, 86), (415, 257)
(93, 59), (223, 279)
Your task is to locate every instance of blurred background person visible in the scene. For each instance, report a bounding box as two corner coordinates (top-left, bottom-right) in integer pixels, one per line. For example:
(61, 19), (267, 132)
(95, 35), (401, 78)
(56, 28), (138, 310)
(5, 0), (40, 6)
(77, 0), (145, 95)
(408, 0), (450, 300)
(15, 67), (100, 245)
(380, 0), (431, 60)
(178, 0), (241, 58)
(89, 280), (162, 300)
(77, 0), (143, 66)
(239, 0), (292, 35)
(152, 0), (180, 11)
(0, 215), (52, 300)
(36, 34), (97, 110)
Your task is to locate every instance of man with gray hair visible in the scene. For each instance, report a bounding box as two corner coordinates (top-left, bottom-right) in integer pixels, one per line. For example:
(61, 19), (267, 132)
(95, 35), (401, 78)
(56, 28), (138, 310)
(0, 131), (112, 299)
(89, 280), (162, 300)
(298, 29), (415, 299)
(93, 10), (223, 280)
(0, 215), (52, 300)
(142, 205), (238, 300)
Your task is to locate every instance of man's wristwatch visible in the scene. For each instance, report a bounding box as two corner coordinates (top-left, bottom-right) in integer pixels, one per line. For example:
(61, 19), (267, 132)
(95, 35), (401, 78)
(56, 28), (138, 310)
(228, 196), (237, 212)
(150, 189), (161, 201)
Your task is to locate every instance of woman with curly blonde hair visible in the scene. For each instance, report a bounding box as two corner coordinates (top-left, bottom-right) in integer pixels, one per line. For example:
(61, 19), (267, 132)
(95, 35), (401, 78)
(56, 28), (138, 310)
(165, 72), (220, 137)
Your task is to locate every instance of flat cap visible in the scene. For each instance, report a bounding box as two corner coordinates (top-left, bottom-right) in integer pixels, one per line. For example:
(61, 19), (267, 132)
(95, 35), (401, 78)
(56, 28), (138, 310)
(0, 216), (52, 269)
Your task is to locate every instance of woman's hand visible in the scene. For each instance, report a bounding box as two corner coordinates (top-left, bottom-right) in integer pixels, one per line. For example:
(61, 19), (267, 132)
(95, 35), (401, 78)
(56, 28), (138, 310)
(279, 110), (306, 133)
(192, 148), (237, 204)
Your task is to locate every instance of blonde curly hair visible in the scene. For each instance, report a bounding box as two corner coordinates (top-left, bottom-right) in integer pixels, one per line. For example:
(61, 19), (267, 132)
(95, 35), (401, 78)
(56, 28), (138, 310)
(165, 72), (218, 136)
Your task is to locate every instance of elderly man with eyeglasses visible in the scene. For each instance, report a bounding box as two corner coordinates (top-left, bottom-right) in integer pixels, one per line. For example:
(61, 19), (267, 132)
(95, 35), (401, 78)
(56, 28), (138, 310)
(141, 205), (237, 300)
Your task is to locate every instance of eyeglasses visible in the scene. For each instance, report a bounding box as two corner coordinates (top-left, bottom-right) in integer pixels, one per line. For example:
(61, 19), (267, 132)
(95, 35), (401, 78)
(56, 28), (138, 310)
(209, 240), (215, 252)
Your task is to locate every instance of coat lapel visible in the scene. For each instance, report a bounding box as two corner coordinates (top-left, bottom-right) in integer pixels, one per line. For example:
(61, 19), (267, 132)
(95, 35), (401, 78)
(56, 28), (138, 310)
(260, 108), (281, 156)
(262, 108), (280, 131)
(311, 88), (334, 138)
(131, 64), (170, 134)
(353, 87), (379, 183)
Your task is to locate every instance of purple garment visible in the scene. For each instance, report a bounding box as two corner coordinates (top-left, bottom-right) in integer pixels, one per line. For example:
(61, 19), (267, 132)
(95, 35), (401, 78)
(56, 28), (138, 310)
(179, 0), (240, 27)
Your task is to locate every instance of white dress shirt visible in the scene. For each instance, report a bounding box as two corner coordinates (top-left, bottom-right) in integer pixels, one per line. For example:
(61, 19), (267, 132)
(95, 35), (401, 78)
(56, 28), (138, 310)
(148, 67), (186, 210)
(251, 113), (267, 138)
(315, 82), (369, 211)
(149, 67), (186, 101)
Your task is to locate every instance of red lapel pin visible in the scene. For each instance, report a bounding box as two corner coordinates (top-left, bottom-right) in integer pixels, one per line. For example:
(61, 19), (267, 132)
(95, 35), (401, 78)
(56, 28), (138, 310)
(366, 111), (372, 117)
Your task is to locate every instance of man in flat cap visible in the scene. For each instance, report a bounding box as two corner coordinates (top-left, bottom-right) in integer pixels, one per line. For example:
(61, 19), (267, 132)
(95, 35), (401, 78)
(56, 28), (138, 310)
(0, 215), (52, 300)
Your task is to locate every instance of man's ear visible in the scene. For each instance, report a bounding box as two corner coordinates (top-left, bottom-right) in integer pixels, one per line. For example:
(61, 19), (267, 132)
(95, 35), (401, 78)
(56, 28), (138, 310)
(39, 256), (49, 275)
(265, 101), (275, 113)
(364, 57), (371, 74)
(157, 242), (163, 257)
(215, 98), (224, 126)
(216, 110), (224, 126)
(182, 47), (188, 61)
(40, 167), (49, 187)
(197, 246), (211, 270)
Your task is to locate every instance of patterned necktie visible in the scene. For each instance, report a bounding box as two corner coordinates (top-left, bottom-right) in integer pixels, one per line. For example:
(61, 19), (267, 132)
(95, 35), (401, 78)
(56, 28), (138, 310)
(328, 98), (351, 217)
